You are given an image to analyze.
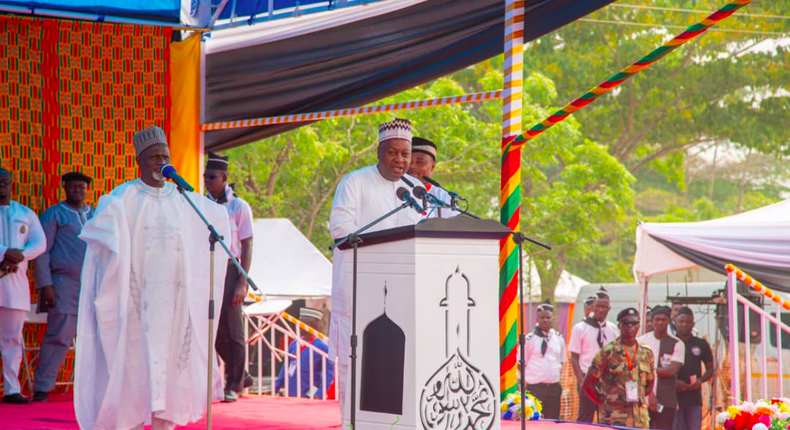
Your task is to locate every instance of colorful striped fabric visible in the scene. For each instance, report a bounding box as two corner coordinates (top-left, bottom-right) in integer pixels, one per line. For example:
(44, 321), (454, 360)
(726, 264), (790, 312)
(202, 91), (503, 130)
(499, 0), (525, 400)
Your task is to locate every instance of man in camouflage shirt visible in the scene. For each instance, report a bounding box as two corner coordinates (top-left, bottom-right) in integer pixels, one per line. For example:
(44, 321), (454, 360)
(582, 307), (656, 428)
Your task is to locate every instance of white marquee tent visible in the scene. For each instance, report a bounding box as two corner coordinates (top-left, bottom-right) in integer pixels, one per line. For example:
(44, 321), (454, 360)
(633, 199), (790, 311)
(247, 218), (332, 299)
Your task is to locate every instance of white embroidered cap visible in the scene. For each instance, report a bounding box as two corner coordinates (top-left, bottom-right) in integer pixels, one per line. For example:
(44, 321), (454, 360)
(378, 118), (413, 145)
(133, 125), (168, 156)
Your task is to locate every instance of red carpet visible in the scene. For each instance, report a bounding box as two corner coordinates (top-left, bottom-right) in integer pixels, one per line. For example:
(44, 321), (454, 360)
(1, 394), (621, 430)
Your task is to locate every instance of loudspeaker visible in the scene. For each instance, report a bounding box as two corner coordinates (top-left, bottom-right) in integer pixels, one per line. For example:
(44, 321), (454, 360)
(717, 282), (763, 343)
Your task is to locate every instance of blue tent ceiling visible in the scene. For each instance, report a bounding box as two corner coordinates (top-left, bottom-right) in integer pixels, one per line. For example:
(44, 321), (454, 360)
(0, 0), (183, 22)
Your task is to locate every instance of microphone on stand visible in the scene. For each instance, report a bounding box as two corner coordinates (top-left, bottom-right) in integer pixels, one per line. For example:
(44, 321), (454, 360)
(412, 186), (429, 210)
(423, 176), (460, 199)
(400, 176), (416, 188)
(159, 164), (195, 192)
(396, 187), (424, 214)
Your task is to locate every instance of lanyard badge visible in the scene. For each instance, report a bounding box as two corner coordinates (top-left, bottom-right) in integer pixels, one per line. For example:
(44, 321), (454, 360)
(624, 344), (639, 403)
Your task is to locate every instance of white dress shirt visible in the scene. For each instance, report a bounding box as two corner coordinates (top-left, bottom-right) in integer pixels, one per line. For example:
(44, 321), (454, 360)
(568, 319), (619, 374)
(523, 328), (566, 384)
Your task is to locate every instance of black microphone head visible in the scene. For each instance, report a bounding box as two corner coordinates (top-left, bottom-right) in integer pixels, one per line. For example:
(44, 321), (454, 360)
(400, 176), (415, 188)
(396, 187), (410, 201)
(412, 186), (428, 199)
(423, 176), (442, 188)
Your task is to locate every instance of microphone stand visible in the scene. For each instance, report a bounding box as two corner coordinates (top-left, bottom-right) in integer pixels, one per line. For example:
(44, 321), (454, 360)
(175, 185), (261, 430)
(329, 200), (419, 430)
(511, 232), (551, 430)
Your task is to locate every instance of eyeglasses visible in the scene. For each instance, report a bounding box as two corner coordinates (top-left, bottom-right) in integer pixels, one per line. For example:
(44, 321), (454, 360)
(0, 180), (10, 186)
(620, 320), (640, 327)
(203, 174), (221, 180)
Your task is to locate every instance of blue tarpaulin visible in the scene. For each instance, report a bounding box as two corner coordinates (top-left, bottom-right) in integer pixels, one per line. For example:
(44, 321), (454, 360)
(0, 0), (183, 22)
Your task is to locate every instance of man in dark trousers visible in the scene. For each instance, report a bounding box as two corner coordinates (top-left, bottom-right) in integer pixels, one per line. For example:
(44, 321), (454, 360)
(523, 300), (566, 419)
(32, 172), (95, 402)
(673, 307), (714, 430)
(637, 305), (684, 429)
(205, 152), (255, 402)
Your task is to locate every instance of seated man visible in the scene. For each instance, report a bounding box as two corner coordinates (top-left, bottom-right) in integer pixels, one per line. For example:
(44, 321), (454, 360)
(275, 308), (335, 398)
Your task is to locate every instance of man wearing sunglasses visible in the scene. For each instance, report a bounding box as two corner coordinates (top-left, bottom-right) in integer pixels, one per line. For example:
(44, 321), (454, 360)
(204, 152), (255, 403)
(583, 308), (656, 428)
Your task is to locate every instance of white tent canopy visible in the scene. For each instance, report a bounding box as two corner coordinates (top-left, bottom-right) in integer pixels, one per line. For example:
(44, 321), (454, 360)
(633, 198), (790, 293)
(248, 218), (332, 298)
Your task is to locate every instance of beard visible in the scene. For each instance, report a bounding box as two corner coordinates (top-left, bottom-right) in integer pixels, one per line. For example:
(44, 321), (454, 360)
(151, 170), (165, 182)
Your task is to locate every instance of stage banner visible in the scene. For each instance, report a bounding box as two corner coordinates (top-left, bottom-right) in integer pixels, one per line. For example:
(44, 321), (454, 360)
(0, 15), (171, 394)
(168, 33), (202, 191)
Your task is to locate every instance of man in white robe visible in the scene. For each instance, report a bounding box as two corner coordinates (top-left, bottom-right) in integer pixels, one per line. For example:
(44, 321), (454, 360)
(75, 126), (231, 430)
(329, 118), (424, 420)
(0, 168), (46, 404)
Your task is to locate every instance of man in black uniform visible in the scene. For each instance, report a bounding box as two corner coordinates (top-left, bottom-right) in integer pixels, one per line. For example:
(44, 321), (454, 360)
(673, 307), (714, 430)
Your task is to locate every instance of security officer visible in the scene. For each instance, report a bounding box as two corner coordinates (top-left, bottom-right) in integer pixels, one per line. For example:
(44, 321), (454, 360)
(523, 300), (566, 419)
(582, 308), (656, 429)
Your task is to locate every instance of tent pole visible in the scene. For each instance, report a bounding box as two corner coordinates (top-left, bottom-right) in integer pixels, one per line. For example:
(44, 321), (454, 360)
(638, 275), (650, 334)
(499, 0), (525, 400)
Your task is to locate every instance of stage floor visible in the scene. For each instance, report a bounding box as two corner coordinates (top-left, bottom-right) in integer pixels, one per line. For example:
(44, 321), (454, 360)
(2, 393), (618, 430)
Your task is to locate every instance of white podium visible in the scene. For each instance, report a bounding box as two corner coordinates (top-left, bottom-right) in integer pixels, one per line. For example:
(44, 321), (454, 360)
(339, 217), (511, 430)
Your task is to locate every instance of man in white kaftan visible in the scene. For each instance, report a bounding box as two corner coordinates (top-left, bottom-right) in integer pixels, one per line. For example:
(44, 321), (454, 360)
(328, 118), (424, 420)
(0, 168), (46, 404)
(75, 126), (231, 430)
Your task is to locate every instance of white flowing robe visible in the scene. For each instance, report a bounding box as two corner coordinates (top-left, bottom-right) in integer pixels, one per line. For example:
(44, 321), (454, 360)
(328, 165), (424, 407)
(75, 180), (230, 430)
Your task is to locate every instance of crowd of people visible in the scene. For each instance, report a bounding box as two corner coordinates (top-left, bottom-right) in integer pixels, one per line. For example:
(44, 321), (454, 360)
(520, 287), (715, 430)
(1, 118), (716, 430)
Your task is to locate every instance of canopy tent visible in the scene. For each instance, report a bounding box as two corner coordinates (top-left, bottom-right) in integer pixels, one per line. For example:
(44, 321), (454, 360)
(248, 218), (332, 298)
(634, 199), (790, 293)
(203, 0), (617, 151)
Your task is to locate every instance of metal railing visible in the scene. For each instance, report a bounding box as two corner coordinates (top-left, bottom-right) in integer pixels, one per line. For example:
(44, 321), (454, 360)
(725, 265), (790, 403)
(243, 307), (338, 400)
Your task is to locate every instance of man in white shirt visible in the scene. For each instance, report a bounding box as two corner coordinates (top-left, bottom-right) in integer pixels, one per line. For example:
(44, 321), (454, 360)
(569, 287), (619, 422)
(204, 152), (255, 402)
(406, 137), (454, 218)
(329, 118), (424, 421)
(523, 300), (566, 419)
(637, 305), (684, 430)
(0, 168), (46, 404)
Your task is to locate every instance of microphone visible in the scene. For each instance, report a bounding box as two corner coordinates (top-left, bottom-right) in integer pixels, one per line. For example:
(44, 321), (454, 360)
(396, 187), (424, 214)
(159, 164), (195, 192)
(413, 185), (449, 208)
(423, 176), (460, 198)
(400, 176), (416, 188)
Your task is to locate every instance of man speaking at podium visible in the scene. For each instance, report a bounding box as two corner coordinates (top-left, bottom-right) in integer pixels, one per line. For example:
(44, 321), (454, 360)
(74, 126), (231, 430)
(329, 118), (424, 419)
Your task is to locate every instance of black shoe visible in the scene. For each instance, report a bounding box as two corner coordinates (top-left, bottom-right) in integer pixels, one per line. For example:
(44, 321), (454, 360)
(2, 393), (31, 404)
(243, 373), (254, 389)
(32, 391), (48, 402)
(222, 390), (238, 403)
